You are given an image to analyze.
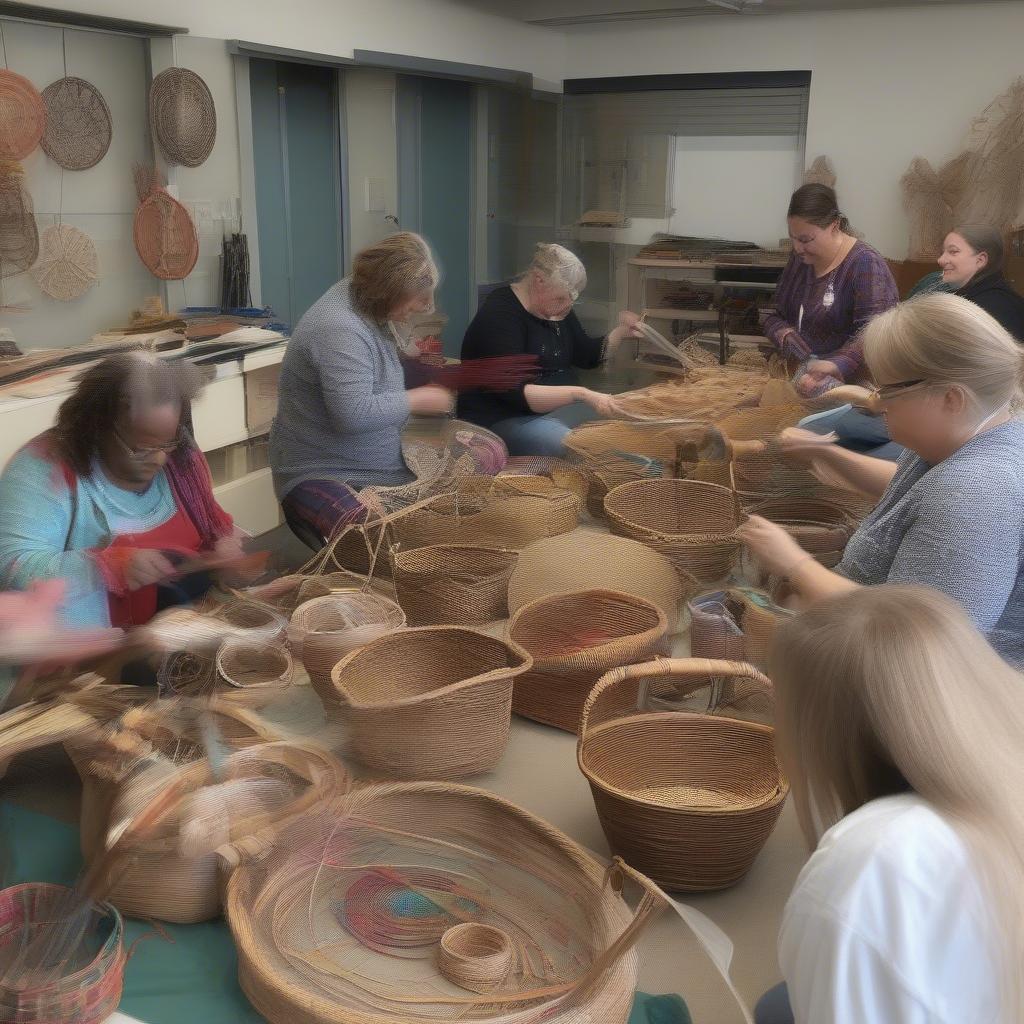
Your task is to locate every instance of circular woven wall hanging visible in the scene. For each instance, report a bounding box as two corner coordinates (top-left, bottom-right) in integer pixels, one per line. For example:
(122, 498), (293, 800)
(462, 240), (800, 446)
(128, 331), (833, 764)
(40, 76), (112, 170)
(0, 169), (39, 277)
(30, 223), (98, 300)
(0, 69), (46, 162)
(148, 67), (216, 168)
(134, 189), (199, 280)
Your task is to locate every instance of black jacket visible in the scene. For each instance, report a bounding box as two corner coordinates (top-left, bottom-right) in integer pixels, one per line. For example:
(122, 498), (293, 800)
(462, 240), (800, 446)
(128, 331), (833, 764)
(957, 272), (1024, 342)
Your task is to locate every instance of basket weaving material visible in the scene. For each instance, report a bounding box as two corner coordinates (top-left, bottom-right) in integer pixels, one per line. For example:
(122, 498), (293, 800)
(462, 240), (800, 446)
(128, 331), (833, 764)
(215, 638), (294, 708)
(0, 167), (39, 277)
(29, 223), (99, 300)
(604, 478), (740, 588)
(242, 571), (396, 613)
(688, 588), (792, 666)
(328, 626), (532, 778)
(148, 67), (217, 168)
(0, 70), (45, 161)
(508, 590), (669, 734)
(498, 457), (588, 503)
(746, 496), (855, 556)
(40, 76), (112, 170)
(224, 781), (660, 1024)
(288, 593), (406, 704)
(0, 883), (125, 1023)
(391, 544), (518, 626)
(508, 530), (683, 633)
(578, 658), (788, 892)
(145, 601), (288, 655)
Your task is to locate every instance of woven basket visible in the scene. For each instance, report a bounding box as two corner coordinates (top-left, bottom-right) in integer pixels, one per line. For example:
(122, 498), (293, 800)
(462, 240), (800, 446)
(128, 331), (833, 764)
(391, 544), (518, 626)
(508, 589), (669, 734)
(498, 457), (589, 503)
(215, 638), (294, 708)
(0, 168), (39, 277)
(746, 496), (855, 556)
(0, 69), (45, 161)
(149, 67), (217, 168)
(241, 571), (395, 613)
(0, 883), (125, 1023)
(688, 588), (792, 666)
(224, 781), (657, 1024)
(578, 658), (788, 892)
(604, 478), (740, 588)
(288, 593), (406, 704)
(40, 76), (112, 170)
(328, 627), (532, 778)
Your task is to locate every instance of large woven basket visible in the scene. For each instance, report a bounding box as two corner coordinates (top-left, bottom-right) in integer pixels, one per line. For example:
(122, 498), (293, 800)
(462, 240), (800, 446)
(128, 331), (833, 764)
(0, 883), (125, 1023)
(225, 781), (661, 1024)
(328, 627), (532, 778)
(508, 590), (669, 733)
(578, 658), (788, 892)
(288, 593), (406, 703)
(604, 478), (740, 589)
(391, 543), (518, 626)
(688, 588), (792, 666)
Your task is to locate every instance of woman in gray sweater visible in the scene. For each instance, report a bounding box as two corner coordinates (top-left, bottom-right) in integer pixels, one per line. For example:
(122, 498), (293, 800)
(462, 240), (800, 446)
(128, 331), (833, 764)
(270, 233), (453, 546)
(738, 293), (1024, 666)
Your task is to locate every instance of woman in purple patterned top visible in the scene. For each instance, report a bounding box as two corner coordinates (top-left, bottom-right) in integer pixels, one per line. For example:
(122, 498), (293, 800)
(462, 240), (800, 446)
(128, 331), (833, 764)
(763, 184), (899, 398)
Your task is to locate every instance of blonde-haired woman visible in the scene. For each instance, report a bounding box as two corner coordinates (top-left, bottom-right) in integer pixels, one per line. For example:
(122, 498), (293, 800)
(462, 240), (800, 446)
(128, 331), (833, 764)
(458, 243), (642, 456)
(737, 292), (1024, 665)
(270, 233), (457, 546)
(754, 584), (1024, 1023)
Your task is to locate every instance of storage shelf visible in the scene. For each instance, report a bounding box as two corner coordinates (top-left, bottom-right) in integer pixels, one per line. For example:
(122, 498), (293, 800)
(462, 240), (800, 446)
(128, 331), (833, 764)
(642, 307), (719, 322)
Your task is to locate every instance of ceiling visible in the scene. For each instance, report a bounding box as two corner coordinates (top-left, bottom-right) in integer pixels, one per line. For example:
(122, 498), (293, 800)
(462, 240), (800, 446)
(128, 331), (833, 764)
(458, 0), (1007, 28)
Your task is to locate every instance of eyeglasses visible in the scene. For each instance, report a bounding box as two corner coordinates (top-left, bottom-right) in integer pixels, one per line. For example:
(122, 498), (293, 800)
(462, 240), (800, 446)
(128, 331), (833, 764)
(872, 379), (928, 402)
(112, 426), (181, 461)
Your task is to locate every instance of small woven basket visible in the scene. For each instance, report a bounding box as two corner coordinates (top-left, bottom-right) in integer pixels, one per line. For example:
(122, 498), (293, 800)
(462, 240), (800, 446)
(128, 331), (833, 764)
(508, 589), (669, 733)
(688, 588), (792, 666)
(391, 543), (518, 626)
(604, 478), (740, 589)
(328, 626), (532, 778)
(578, 658), (788, 892)
(745, 496), (855, 556)
(288, 593), (406, 703)
(215, 638), (294, 708)
(0, 883), (125, 1023)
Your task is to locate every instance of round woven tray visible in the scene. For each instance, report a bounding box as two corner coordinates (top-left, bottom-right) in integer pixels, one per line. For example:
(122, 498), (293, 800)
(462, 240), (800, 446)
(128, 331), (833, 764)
(149, 66), (217, 168)
(329, 626), (532, 778)
(29, 223), (99, 301)
(41, 76), (112, 170)
(508, 589), (668, 734)
(0, 69), (45, 161)
(133, 188), (199, 280)
(578, 658), (788, 891)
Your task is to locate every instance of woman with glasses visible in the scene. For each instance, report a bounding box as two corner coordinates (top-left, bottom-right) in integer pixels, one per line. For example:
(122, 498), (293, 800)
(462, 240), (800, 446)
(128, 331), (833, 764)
(764, 184), (899, 399)
(0, 353), (241, 632)
(738, 292), (1024, 665)
(457, 243), (643, 456)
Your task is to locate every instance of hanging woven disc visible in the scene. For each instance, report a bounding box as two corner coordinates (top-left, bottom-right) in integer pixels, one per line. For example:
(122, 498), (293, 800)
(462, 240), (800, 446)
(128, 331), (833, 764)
(149, 67), (216, 168)
(0, 70), (46, 162)
(133, 165), (199, 281)
(30, 223), (98, 300)
(40, 76), (112, 170)
(0, 167), (39, 278)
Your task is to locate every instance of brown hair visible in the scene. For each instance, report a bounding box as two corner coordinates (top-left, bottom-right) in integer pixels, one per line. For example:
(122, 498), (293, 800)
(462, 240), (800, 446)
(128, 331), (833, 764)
(787, 183), (851, 233)
(349, 232), (439, 323)
(950, 224), (1005, 276)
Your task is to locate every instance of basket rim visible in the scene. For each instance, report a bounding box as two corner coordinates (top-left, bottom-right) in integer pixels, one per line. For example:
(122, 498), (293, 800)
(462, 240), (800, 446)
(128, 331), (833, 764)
(290, 592), (406, 634)
(604, 478), (739, 539)
(215, 637), (293, 688)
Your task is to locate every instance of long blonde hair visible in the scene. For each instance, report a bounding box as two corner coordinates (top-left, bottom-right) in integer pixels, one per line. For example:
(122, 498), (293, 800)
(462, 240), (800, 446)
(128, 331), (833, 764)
(770, 584), (1024, 1016)
(862, 292), (1024, 414)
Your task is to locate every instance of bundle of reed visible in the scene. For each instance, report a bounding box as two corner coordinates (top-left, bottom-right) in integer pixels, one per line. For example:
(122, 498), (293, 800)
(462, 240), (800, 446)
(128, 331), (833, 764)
(0, 698), (98, 781)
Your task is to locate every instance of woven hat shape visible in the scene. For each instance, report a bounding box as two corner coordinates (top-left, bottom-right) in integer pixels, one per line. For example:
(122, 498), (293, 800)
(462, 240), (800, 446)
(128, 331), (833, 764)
(40, 76), (112, 170)
(0, 168), (38, 277)
(0, 69), (45, 161)
(149, 67), (216, 167)
(30, 223), (98, 300)
(133, 188), (199, 280)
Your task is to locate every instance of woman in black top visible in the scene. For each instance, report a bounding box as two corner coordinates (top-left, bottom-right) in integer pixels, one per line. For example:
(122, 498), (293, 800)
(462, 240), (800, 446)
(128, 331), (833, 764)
(938, 226), (1024, 341)
(458, 243), (642, 456)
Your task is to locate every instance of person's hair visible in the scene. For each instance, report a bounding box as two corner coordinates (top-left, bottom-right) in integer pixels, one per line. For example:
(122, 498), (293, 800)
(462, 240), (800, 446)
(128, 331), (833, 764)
(521, 243), (587, 300)
(349, 232), (439, 323)
(52, 352), (205, 475)
(949, 224), (1005, 279)
(862, 291), (1024, 414)
(770, 584), (1024, 1017)
(787, 183), (851, 234)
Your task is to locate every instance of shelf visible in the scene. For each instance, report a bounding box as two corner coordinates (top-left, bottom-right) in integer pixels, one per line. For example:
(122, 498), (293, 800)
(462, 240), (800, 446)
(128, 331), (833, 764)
(642, 308), (719, 322)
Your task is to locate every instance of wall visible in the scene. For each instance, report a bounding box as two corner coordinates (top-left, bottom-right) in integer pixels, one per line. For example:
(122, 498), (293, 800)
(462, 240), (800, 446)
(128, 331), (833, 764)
(561, 1), (1024, 258)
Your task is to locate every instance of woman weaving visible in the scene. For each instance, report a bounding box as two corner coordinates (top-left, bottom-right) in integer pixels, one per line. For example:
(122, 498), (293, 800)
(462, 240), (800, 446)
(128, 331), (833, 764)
(739, 293), (1024, 666)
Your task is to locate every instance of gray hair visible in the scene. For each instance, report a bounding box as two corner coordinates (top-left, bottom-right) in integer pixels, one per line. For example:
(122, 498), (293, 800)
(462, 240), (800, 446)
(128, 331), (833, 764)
(522, 243), (587, 300)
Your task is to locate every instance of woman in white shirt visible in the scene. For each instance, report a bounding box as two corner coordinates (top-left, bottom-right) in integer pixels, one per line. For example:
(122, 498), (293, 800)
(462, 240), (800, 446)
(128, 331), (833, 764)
(754, 584), (1024, 1024)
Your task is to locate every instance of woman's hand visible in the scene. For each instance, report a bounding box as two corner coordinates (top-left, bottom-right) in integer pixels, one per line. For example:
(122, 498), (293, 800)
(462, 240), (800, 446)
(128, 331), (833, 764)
(578, 388), (620, 418)
(211, 534), (264, 587)
(124, 549), (179, 591)
(407, 384), (454, 416)
(736, 515), (813, 580)
(806, 359), (839, 378)
(607, 311), (644, 348)
(775, 427), (839, 464)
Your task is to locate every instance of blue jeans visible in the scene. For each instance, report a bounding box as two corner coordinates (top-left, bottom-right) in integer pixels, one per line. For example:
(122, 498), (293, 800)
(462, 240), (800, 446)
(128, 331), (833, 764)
(754, 983), (794, 1024)
(799, 407), (905, 463)
(490, 402), (598, 457)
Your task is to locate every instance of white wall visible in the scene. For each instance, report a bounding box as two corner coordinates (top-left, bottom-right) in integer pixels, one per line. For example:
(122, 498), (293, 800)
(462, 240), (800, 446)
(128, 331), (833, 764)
(562, 1), (1024, 258)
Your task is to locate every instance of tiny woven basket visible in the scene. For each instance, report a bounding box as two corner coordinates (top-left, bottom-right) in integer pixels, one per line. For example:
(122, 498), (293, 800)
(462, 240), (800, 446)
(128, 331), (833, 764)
(508, 589), (669, 734)
(40, 76), (112, 170)
(578, 658), (788, 892)
(0, 883), (125, 1024)
(390, 543), (518, 626)
(215, 638), (294, 709)
(688, 588), (792, 666)
(148, 67), (217, 168)
(29, 223), (99, 301)
(0, 69), (46, 161)
(288, 593), (406, 704)
(604, 478), (740, 589)
(327, 626), (532, 778)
